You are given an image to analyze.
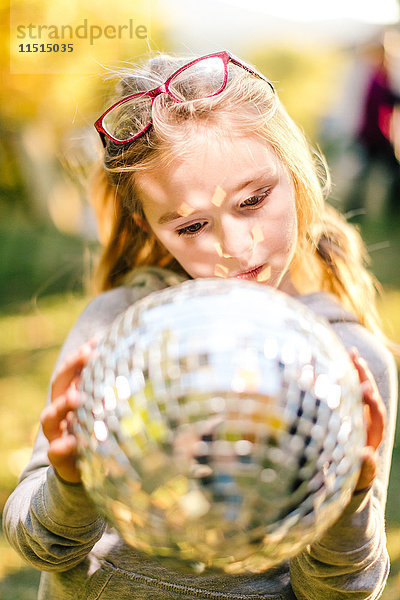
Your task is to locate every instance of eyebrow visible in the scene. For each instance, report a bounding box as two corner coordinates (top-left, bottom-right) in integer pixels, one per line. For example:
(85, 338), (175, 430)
(158, 210), (186, 225)
(157, 170), (276, 225)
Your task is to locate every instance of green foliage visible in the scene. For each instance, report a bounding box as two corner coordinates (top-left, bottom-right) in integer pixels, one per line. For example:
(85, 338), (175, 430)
(0, 208), (97, 313)
(0, 561), (41, 600)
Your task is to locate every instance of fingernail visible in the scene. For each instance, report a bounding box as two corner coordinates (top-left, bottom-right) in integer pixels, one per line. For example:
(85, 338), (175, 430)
(68, 388), (80, 401)
(361, 380), (373, 396)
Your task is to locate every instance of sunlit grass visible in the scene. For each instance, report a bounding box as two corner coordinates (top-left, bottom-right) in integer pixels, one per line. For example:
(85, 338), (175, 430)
(378, 289), (400, 348)
(0, 293), (89, 507)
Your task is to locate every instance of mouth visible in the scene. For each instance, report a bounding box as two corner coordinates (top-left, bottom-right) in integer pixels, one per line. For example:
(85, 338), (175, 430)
(234, 264), (268, 281)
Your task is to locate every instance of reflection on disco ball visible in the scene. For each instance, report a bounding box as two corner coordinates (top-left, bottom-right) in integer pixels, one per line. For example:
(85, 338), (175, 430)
(74, 278), (365, 574)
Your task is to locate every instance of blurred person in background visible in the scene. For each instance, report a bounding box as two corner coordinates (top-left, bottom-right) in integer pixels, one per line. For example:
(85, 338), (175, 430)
(346, 41), (400, 217)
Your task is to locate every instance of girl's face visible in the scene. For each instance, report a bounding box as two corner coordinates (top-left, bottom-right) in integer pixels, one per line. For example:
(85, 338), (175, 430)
(136, 131), (298, 294)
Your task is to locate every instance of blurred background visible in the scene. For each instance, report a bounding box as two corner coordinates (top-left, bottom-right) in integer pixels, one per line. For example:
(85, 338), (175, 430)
(1, 0), (400, 598)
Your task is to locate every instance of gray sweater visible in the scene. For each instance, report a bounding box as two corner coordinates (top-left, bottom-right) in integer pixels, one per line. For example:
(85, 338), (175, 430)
(3, 268), (398, 600)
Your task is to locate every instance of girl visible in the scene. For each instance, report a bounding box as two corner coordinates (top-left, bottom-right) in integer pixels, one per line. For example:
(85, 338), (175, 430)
(4, 51), (397, 600)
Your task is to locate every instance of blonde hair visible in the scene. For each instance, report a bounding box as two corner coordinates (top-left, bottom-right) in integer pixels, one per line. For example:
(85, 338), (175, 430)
(91, 52), (384, 340)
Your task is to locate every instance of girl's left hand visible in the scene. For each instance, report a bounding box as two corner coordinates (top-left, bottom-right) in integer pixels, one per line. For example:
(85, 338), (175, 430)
(348, 347), (386, 492)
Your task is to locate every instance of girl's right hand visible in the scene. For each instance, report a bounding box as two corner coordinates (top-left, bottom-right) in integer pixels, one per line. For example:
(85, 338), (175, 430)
(40, 341), (97, 484)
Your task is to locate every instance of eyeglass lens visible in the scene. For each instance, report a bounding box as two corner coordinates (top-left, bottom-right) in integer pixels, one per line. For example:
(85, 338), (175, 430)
(102, 56), (227, 142)
(102, 94), (153, 143)
(168, 56), (226, 101)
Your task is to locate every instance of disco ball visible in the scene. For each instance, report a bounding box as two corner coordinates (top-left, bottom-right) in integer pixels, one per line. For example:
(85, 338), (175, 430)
(74, 278), (365, 574)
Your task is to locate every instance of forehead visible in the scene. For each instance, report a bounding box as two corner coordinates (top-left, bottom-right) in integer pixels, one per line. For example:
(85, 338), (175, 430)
(135, 131), (286, 204)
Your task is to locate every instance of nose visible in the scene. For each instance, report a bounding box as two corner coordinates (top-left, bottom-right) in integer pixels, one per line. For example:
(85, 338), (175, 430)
(217, 216), (253, 261)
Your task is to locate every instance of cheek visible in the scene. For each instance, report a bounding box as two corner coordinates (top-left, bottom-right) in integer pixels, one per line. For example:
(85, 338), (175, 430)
(154, 231), (213, 271)
(171, 239), (222, 278)
(149, 226), (179, 254)
(159, 230), (209, 259)
(263, 195), (297, 255)
(279, 190), (297, 250)
(285, 206), (298, 250)
(179, 244), (218, 273)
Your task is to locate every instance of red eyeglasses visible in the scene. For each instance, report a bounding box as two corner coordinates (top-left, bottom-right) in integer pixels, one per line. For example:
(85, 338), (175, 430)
(94, 50), (275, 146)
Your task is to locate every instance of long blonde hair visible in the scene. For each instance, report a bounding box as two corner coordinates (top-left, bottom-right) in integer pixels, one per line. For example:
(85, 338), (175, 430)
(91, 52), (384, 340)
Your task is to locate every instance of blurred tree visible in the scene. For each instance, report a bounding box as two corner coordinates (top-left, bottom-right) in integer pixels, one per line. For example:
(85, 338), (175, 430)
(0, 0), (171, 306)
(1, 0), (170, 226)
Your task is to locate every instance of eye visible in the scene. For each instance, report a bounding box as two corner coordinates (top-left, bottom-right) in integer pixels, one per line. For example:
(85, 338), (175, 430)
(240, 189), (271, 208)
(177, 221), (207, 237)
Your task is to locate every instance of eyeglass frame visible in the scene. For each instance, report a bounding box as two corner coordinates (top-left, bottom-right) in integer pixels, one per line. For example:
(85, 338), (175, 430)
(94, 50), (275, 146)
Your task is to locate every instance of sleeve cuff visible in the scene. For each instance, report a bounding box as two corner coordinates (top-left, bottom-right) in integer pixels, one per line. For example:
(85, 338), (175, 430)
(313, 487), (376, 554)
(43, 466), (101, 527)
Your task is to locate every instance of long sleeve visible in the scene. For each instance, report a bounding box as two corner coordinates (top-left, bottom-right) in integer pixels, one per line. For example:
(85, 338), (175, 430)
(290, 490), (388, 600)
(3, 278), (176, 572)
(3, 465), (106, 571)
(290, 297), (398, 600)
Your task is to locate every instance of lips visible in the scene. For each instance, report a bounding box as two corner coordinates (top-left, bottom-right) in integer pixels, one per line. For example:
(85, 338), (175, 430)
(234, 264), (265, 280)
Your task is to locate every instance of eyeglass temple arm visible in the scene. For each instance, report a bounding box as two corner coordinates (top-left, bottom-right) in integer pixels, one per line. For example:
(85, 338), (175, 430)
(229, 55), (275, 93)
(98, 130), (107, 147)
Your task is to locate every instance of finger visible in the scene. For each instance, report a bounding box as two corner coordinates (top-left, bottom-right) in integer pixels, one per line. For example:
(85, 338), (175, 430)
(65, 409), (78, 434)
(51, 344), (93, 399)
(48, 434), (78, 461)
(41, 388), (81, 442)
(41, 402), (65, 442)
(361, 382), (386, 450)
(47, 435), (81, 483)
(51, 341), (97, 400)
(348, 346), (359, 360)
(349, 348), (385, 453)
(355, 446), (377, 491)
(350, 350), (379, 397)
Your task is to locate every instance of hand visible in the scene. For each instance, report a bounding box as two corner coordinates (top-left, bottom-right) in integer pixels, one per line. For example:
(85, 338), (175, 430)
(349, 347), (386, 492)
(41, 341), (97, 484)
